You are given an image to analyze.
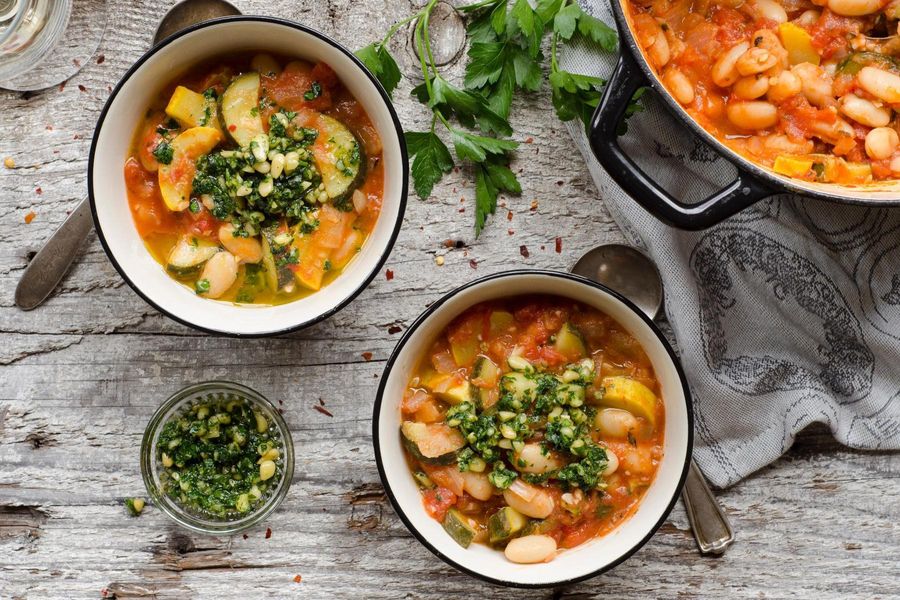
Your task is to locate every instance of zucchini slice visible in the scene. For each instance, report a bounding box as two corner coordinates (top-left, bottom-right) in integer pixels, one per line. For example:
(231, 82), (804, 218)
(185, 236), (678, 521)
(598, 376), (658, 426)
(443, 508), (478, 548)
(165, 86), (221, 131)
(471, 356), (501, 389)
(158, 126), (223, 211)
(261, 227), (297, 294)
(400, 421), (466, 466)
(554, 322), (587, 360)
(166, 236), (219, 275)
(221, 72), (265, 147)
(313, 114), (364, 201)
(488, 507), (528, 544)
(500, 372), (538, 403)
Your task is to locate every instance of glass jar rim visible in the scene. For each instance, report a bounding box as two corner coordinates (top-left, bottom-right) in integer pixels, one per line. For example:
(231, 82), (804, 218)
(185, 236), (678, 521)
(140, 380), (294, 535)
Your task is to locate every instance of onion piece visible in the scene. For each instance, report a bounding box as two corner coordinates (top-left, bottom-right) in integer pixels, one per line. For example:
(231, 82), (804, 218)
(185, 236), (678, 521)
(508, 479), (538, 502)
(352, 189), (367, 214)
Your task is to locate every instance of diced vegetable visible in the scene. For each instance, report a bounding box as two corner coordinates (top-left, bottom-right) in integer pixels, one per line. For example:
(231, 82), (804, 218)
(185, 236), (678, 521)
(500, 372), (538, 402)
(401, 421), (466, 465)
(554, 322), (587, 360)
(157, 126), (223, 211)
(778, 23), (819, 66)
(166, 236), (220, 274)
(507, 353), (535, 373)
(836, 51), (900, 76)
(450, 335), (480, 368)
(488, 310), (516, 336)
(598, 376), (658, 426)
(773, 155), (814, 178)
(443, 508), (478, 548)
(488, 506), (528, 543)
(292, 231), (330, 291)
(471, 356), (501, 388)
(312, 114), (364, 201)
(221, 72), (265, 147)
(165, 86), (220, 130)
(438, 380), (473, 405)
(413, 471), (435, 488)
(261, 227), (297, 294)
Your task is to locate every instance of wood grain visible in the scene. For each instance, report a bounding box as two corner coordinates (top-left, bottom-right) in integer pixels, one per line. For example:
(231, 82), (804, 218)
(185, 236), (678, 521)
(1, 1), (898, 598)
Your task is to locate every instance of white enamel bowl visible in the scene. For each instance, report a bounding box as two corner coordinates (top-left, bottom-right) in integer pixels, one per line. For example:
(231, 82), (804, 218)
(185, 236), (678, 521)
(89, 17), (407, 336)
(373, 270), (693, 587)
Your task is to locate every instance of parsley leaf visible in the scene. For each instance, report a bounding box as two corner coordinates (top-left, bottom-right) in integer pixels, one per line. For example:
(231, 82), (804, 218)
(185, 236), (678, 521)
(451, 130), (518, 162)
(405, 131), (454, 198)
(152, 140), (174, 165)
(465, 41), (510, 89)
(356, 43), (402, 98)
(549, 69), (604, 128)
(577, 11), (617, 51)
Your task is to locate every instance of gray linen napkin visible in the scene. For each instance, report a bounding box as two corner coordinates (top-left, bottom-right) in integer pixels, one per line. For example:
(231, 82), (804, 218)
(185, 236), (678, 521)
(562, 0), (900, 487)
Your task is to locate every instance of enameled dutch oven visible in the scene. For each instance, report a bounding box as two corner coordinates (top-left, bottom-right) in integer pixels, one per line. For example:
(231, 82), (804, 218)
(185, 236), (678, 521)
(589, 0), (900, 230)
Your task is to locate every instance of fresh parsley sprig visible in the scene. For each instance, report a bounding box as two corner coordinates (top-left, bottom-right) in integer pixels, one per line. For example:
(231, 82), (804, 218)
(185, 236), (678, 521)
(356, 0), (624, 236)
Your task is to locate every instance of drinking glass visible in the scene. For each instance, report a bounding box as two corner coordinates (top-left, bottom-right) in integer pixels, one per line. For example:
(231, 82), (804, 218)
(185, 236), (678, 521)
(0, 0), (107, 91)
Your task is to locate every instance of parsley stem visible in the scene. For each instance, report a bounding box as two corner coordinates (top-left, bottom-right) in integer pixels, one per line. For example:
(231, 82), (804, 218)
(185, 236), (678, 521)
(415, 18), (435, 100)
(456, 0), (499, 12)
(550, 32), (559, 73)
(420, 0), (441, 75)
(380, 11), (424, 47)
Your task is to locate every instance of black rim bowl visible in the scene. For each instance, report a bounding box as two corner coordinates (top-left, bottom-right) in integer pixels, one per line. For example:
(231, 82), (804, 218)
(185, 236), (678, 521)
(88, 16), (408, 337)
(372, 269), (693, 588)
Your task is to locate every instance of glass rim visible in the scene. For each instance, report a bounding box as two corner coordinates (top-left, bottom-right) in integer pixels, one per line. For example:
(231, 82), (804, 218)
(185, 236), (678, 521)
(0, 0), (28, 47)
(140, 380), (294, 535)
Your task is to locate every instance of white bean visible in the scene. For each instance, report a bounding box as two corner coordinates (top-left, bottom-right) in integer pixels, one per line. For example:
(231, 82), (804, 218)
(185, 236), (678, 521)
(620, 445), (654, 475)
(462, 471), (494, 501)
(767, 71), (802, 102)
(503, 484), (555, 519)
(839, 94), (891, 127)
(712, 42), (750, 88)
(513, 443), (565, 474)
(858, 66), (900, 103)
(504, 535), (557, 564)
(198, 251), (238, 299)
(734, 75), (770, 100)
(736, 48), (779, 77)
(663, 67), (695, 105)
(726, 101), (779, 129)
(753, 0), (788, 22)
(827, 0), (885, 16)
(795, 9), (821, 26)
(219, 223), (263, 264)
(891, 155), (900, 173)
(865, 127), (900, 159)
(792, 63), (835, 107)
(602, 449), (619, 476)
(594, 408), (639, 438)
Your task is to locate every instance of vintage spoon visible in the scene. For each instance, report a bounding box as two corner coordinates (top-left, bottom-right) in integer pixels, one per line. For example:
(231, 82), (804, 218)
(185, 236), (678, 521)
(572, 243), (736, 555)
(14, 0), (240, 311)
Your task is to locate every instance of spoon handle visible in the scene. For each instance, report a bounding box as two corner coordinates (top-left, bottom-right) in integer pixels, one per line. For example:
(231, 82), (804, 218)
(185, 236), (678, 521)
(15, 198), (93, 310)
(681, 459), (735, 555)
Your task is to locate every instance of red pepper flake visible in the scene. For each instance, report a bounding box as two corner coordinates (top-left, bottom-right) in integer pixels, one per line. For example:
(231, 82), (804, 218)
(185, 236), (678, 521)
(508, 229), (514, 236)
(97, 54), (105, 64)
(107, 85), (112, 92)
(519, 245), (529, 258)
(35, 187), (42, 194)
(458, 208), (465, 213)
(45, 125), (52, 131)
(443, 239), (454, 248)
(469, 259), (478, 269)
(318, 398), (325, 406)
(24, 211), (35, 224)
(530, 200), (539, 211)
(555, 237), (562, 253)
(388, 325), (401, 334)
(242, 533), (248, 540)
(525, 136), (534, 143)
(385, 269), (394, 280)
(361, 352), (373, 361)
(228, 124), (237, 132)
(556, 180), (564, 186)
(313, 405), (334, 417)
(73, 58), (81, 67)
(293, 575), (302, 584)
(78, 84), (87, 92)
(73, 134), (82, 140)
(265, 527), (272, 539)
(58, 81), (66, 91)
(540, 245), (546, 250)
(507, 211), (513, 221)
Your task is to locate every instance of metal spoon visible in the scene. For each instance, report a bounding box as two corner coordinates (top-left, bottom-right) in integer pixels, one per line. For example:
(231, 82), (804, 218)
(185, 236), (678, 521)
(572, 243), (735, 556)
(14, 0), (240, 310)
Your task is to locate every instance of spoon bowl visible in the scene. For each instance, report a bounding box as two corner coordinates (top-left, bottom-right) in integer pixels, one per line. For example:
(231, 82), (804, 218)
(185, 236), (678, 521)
(571, 243), (663, 319)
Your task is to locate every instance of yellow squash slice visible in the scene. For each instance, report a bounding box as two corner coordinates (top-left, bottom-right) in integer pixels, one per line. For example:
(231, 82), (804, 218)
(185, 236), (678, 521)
(158, 126), (223, 211)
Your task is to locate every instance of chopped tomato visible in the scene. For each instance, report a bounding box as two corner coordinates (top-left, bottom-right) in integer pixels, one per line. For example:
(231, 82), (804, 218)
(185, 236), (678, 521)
(124, 157), (178, 236)
(421, 464), (465, 497)
(422, 487), (457, 521)
(264, 60), (334, 111)
(559, 517), (605, 549)
(137, 111), (168, 173)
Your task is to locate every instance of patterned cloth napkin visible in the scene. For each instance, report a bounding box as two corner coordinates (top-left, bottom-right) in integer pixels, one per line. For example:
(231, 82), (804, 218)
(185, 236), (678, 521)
(562, 0), (900, 487)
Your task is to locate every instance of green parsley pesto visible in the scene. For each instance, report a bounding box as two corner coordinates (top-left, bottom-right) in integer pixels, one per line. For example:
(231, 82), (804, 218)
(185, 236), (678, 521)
(156, 396), (283, 518)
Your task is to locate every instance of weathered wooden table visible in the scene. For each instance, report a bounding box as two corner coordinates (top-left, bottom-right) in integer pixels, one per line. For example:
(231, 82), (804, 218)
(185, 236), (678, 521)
(2, 1), (898, 598)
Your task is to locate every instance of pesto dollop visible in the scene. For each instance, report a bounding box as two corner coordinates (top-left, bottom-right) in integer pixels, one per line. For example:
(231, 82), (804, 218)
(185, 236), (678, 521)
(157, 396), (283, 518)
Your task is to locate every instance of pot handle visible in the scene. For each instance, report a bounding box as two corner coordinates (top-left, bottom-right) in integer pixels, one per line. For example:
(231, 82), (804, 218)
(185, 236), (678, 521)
(588, 52), (775, 230)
